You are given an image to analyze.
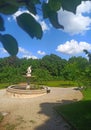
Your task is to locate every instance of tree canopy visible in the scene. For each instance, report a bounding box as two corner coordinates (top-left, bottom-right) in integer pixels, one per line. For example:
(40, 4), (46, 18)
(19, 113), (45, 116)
(0, 0), (89, 56)
(0, 54), (91, 88)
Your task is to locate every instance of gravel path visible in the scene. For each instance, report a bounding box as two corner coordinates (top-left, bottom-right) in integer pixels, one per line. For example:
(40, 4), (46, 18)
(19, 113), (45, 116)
(0, 87), (83, 130)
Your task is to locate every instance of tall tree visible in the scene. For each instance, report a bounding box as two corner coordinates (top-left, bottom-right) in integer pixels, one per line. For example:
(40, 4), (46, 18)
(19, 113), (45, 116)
(83, 50), (91, 63)
(41, 54), (66, 77)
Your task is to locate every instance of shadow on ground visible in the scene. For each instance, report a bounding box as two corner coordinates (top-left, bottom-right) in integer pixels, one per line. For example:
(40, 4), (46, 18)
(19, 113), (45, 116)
(34, 99), (78, 130)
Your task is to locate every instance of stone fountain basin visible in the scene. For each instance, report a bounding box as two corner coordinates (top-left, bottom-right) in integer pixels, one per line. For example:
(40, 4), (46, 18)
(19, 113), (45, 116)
(6, 85), (47, 98)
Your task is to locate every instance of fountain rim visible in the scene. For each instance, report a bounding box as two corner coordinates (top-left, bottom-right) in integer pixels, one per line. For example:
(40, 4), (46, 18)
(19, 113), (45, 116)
(6, 85), (47, 95)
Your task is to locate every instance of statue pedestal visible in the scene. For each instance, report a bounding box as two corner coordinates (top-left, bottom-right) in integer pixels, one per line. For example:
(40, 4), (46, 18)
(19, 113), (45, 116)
(23, 75), (31, 90)
(26, 85), (30, 90)
(26, 73), (31, 77)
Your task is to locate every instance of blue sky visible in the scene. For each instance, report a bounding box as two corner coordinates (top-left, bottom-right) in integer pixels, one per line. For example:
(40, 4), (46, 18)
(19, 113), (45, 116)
(0, 1), (91, 60)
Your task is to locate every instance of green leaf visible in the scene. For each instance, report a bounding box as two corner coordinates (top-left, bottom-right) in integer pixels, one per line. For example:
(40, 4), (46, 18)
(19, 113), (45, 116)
(0, 15), (5, 31)
(0, 0), (18, 14)
(48, 0), (61, 11)
(17, 0), (40, 5)
(61, 0), (82, 14)
(42, 1), (61, 19)
(0, 34), (18, 56)
(42, 3), (63, 29)
(8, 0), (26, 7)
(82, 0), (91, 1)
(48, 11), (64, 29)
(32, 0), (41, 4)
(27, 3), (37, 15)
(16, 13), (43, 39)
(42, 3), (50, 18)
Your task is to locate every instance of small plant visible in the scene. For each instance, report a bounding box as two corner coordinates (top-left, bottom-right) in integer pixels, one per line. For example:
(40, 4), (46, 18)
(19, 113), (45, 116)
(5, 123), (16, 130)
(0, 83), (10, 89)
(16, 115), (26, 125)
(29, 120), (36, 124)
(0, 112), (4, 122)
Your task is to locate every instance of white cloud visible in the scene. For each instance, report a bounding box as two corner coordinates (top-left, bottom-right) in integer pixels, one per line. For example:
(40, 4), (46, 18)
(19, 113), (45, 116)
(0, 47), (37, 59)
(40, 21), (49, 32)
(56, 39), (91, 55)
(58, 1), (91, 35)
(0, 47), (9, 57)
(23, 55), (37, 59)
(37, 50), (46, 55)
(0, 48), (7, 53)
(77, 1), (91, 14)
(18, 47), (37, 59)
(19, 47), (30, 54)
(0, 47), (7, 53)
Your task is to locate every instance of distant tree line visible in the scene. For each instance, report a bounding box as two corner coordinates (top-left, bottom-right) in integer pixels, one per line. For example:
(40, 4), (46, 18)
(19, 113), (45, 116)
(0, 53), (91, 87)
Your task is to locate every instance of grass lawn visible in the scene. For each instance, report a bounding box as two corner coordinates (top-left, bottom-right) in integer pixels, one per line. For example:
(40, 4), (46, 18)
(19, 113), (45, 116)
(0, 80), (77, 89)
(55, 88), (91, 130)
(43, 80), (77, 87)
(0, 83), (10, 89)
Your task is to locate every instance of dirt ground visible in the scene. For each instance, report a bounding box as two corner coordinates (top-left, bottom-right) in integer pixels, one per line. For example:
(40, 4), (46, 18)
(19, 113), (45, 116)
(0, 87), (83, 130)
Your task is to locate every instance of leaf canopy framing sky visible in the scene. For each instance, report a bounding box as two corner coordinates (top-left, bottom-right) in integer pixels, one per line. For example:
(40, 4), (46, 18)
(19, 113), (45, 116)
(0, 0), (91, 59)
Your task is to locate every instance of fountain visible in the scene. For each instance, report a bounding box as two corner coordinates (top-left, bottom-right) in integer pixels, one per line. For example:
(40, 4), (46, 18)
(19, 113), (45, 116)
(25, 65), (32, 90)
(6, 66), (47, 98)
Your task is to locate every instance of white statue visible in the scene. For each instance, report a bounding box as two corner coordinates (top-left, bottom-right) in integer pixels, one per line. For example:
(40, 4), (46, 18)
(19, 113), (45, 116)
(26, 66), (32, 77)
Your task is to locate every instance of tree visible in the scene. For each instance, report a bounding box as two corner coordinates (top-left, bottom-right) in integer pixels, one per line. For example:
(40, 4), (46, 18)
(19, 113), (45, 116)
(69, 56), (88, 71)
(83, 49), (91, 63)
(0, 0), (89, 56)
(0, 54), (91, 84)
(33, 68), (52, 84)
(41, 54), (66, 77)
(62, 56), (88, 81)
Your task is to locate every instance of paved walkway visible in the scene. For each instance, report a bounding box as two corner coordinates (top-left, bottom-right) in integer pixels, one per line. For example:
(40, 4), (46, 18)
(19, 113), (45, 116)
(0, 87), (83, 130)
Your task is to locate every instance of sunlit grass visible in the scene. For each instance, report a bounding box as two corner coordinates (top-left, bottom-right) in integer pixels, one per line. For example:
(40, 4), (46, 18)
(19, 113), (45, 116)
(0, 80), (77, 89)
(0, 83), (10, 89)
(43, 80), (77, 87)
(55, 88), (91, 130)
